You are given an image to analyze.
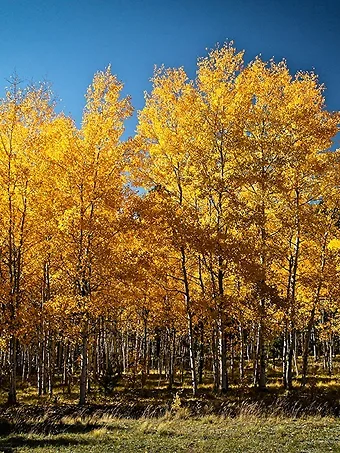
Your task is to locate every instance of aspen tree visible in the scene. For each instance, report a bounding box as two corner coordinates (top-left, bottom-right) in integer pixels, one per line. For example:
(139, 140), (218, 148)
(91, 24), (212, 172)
(48, 67), (132, 404)
(135, 68), (201, 395)
(0, 78), (56, 404)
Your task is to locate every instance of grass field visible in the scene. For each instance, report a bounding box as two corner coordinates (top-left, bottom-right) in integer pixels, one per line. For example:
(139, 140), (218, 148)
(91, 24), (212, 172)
(1, 363), (340, 452)
(1, 413), (340, 452)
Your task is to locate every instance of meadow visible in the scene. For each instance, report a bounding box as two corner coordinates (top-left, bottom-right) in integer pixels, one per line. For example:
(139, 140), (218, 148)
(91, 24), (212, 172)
(1, 414), (340, 452)
(1, 361), (340, 452)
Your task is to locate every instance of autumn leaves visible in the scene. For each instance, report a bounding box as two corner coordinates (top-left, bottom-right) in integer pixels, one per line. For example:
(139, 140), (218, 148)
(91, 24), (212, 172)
(0, 69), (133, 403)
(133, 44), (339, 393)
(0, 44), (339, 404)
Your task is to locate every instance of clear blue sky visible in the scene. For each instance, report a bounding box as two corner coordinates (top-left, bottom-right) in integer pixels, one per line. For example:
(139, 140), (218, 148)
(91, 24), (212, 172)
(1, 0), (339, 142)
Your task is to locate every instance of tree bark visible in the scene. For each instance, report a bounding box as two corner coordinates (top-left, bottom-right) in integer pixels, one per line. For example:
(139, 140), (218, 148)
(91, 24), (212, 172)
(79, 321), (88, 405)
(8, 335), (17, 405)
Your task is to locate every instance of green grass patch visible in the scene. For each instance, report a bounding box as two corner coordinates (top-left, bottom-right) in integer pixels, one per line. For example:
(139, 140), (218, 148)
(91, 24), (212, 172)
(1, 415), (340, 452)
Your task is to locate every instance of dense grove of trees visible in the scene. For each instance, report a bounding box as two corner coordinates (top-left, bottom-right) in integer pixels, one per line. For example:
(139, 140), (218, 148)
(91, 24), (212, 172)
(0, 44), (340, 405)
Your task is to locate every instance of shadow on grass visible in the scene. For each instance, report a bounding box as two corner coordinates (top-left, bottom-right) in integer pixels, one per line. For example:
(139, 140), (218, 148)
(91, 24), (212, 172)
(0, 420), (114, 436)
(0, 434), (90, 451)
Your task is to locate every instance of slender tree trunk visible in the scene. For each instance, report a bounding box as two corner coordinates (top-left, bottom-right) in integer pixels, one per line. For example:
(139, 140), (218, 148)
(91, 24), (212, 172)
(239, 325), (244, 380)
(254, 318), (266, 390)
(217, 314), (228, 393)
(167, 327), (176, 389)
(283, 328), (294, 390)
(197, 321), (204, 385)
(142, 314), (148, 388)
(301, 232), (328, 387)
(328, 336), (333, 375)
(187, 312), (197, 396)
(283, 188), (301, 390)
(301, 308), (315, 387)
(180, 246), (197, 396)
(47, 333), (54, 397)
(38, 335), (44, 396)
(79, 321), (88, 405)
(212, 326), (219, 391)
(8, 335), (17, 405)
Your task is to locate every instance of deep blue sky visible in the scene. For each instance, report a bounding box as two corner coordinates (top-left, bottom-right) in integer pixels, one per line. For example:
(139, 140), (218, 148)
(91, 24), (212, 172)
(1, 0), (339, 142)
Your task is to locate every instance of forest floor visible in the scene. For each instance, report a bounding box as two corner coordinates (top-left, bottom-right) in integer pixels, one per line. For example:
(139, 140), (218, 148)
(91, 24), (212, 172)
(1, 364), (340, 451)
